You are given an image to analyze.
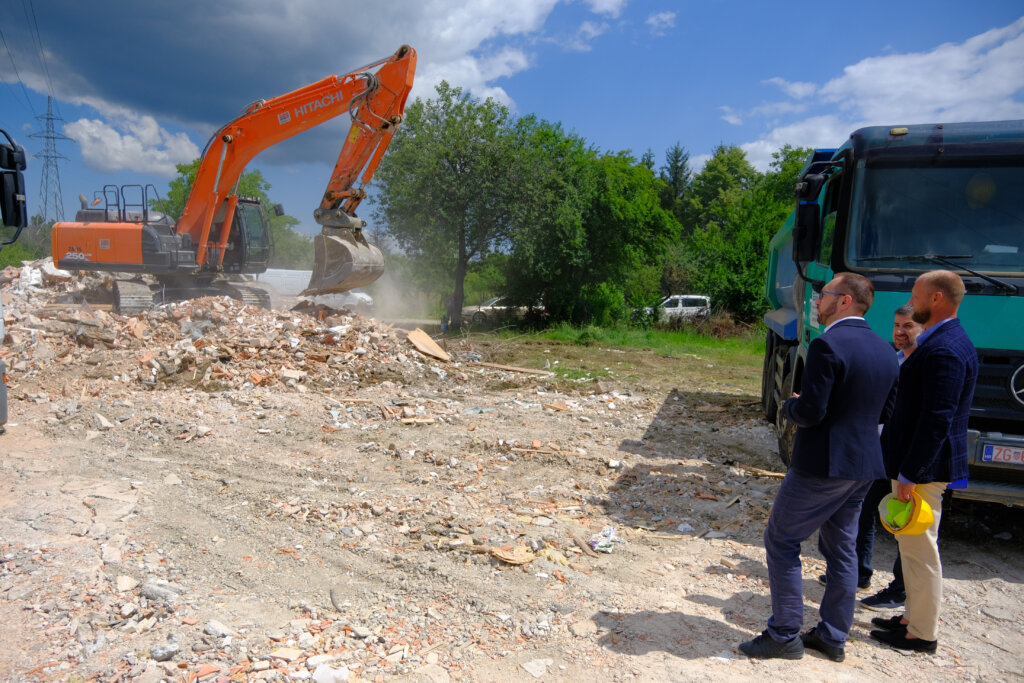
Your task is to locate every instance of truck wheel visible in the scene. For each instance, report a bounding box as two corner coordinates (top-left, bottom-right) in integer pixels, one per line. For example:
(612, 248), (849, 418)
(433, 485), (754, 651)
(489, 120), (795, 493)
(776, 367), (797, 468)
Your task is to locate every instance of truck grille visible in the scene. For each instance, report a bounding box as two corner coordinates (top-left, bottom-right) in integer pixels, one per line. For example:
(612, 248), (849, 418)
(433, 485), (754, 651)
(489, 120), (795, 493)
(971, 350), (1024, 433)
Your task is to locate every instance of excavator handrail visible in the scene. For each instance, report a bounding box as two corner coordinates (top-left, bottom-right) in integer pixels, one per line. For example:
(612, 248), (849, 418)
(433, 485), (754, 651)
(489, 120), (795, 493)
(176, 45), (416, 268)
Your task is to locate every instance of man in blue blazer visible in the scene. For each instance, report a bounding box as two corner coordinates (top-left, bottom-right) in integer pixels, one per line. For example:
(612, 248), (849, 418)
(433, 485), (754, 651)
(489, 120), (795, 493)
(740, 272), (899, 662)
(871, 270), (977, 653)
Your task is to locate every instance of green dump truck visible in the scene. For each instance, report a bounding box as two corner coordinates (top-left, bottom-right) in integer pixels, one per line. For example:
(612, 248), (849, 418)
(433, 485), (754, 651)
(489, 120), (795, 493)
(761, 120), (1024, 507)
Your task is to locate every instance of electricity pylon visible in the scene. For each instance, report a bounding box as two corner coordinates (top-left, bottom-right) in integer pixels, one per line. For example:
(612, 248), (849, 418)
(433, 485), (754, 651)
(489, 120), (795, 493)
(29, 96), (72, 222)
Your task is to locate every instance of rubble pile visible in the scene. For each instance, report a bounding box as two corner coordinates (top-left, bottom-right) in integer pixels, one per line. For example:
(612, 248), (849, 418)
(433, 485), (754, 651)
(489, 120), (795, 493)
(2, 263), (451, 397)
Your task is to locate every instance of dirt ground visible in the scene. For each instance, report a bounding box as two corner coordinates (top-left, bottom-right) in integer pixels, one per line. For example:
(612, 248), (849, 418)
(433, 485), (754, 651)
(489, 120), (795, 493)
(1, 264), (1023, 682)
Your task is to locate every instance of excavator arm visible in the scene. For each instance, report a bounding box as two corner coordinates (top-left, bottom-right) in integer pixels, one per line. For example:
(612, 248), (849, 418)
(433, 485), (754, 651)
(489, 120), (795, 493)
(179, 45), (416, 294)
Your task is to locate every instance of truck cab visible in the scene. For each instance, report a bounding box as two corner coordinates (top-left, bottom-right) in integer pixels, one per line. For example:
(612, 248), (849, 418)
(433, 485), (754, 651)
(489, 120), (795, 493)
(763, 120), (1024, 506)
(1, 127), (28, 435)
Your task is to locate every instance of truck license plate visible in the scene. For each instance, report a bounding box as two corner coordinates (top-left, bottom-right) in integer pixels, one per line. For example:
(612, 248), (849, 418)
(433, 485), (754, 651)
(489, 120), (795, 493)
(982, 444), (1024, 465)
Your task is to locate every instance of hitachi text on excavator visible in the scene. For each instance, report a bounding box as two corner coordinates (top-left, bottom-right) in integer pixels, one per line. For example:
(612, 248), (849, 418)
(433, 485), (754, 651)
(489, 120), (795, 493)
(51, 46), (416, 314)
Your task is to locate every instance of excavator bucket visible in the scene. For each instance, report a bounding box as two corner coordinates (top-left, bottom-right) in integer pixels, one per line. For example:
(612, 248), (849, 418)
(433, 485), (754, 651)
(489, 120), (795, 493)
(302, 228), (385, 296)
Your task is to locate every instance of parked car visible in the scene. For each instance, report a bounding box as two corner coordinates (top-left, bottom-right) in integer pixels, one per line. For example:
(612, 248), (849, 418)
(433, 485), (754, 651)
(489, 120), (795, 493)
(462, 296), (536, 324)
(645, 294), (711, 321)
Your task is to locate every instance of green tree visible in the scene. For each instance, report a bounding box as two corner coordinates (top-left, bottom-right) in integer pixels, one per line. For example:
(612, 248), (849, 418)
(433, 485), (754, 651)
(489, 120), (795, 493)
(682, 145), (810, 321)
(640, 148), (655, 171)
(373, 82), (524, 328)
(503, 116), (598, 323)
(685, 144), (759, 230)
(658, 142), (691, 225)
(508, 145), (678, 324)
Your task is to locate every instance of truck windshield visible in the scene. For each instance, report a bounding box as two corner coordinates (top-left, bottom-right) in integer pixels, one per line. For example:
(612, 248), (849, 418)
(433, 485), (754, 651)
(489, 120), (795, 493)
(846, 160), (1024, 274)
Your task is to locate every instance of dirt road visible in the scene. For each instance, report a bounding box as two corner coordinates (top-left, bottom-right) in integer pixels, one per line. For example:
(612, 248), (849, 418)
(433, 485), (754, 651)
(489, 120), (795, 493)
(1, 269), (1022, 682)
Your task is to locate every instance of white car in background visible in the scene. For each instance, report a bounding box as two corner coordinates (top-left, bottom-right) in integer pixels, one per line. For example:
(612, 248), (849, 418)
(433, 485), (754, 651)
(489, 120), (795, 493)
(649, 294), (711, 321)
(462, 296), (528, 324)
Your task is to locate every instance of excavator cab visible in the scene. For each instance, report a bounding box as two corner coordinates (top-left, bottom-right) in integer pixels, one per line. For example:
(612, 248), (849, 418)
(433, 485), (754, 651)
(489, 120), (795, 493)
(221, 198), (272, 274)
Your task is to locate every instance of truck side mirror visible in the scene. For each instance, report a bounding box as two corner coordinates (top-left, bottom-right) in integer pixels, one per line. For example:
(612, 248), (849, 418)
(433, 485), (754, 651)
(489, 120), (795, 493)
(792, 173), (825, 262)
(1, 130), (28, 230)
(273, 203), (285, 217)
(793, 202), (820, 262)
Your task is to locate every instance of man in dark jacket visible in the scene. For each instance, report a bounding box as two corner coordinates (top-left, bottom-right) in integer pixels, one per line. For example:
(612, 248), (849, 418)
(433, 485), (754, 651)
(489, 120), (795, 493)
(740, 272), (899, 662)
(871, 270), (977, 653)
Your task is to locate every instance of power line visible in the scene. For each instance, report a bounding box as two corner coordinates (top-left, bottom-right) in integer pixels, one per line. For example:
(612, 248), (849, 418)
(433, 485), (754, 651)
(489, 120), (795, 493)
(29, 96), (71, 222)
(0, 24), (38, 117)
(21, 0), (59, 115)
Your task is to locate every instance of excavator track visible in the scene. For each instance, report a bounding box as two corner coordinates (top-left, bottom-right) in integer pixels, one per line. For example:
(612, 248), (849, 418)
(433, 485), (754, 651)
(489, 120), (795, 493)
(113, 279), (156, 316)
(226, 284), (272, 309)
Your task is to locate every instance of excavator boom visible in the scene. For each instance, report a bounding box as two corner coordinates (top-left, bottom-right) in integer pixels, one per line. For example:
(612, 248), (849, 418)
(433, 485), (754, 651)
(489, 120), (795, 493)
(180, 45), (416, 295)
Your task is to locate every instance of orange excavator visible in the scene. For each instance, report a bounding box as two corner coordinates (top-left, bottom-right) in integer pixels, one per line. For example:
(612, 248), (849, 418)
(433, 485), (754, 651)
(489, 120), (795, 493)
(52, 45), (416, 313)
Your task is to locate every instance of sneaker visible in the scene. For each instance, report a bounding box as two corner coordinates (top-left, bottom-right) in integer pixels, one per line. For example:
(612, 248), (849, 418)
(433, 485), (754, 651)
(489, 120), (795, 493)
(818, 574), (872, 590)
(738, 631), (804, 660)
(870, 628), (937, 654)
(860, 587), (906, 610)
(870, 615), (906, 631)
(801, 627), (845, 662)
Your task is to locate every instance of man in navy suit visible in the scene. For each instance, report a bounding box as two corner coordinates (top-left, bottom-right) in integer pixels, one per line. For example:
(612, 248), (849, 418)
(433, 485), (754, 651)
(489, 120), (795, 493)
(740, 272), (899, 662)
(871, 270), (977, 653)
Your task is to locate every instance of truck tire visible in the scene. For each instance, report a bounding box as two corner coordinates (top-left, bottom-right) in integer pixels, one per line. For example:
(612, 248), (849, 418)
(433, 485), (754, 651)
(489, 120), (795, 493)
(776, 366), (797, 468)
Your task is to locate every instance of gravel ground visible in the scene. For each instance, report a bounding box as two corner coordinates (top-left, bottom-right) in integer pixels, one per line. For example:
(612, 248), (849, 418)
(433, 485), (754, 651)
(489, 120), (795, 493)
(1, 265), (1022, 682)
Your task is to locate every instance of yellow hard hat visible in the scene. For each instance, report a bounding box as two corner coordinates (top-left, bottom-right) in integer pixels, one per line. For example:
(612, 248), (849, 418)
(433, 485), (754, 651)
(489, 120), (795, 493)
(878, 491), (934, 535)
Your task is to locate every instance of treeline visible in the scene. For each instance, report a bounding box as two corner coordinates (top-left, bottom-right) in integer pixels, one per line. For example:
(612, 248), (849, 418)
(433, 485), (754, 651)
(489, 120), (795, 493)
(373, 82), (808, 325)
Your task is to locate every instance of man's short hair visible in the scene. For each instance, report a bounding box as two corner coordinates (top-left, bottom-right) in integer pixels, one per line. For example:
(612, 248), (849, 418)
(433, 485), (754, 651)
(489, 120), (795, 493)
(834, 272), (874, 313)
(895, 303), (914, 317)
(920, 270), (966, 306)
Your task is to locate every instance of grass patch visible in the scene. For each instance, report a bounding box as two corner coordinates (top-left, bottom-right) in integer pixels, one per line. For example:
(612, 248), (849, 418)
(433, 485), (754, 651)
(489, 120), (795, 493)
(487, 322), (767, 396)
(506, 322), (764, 357)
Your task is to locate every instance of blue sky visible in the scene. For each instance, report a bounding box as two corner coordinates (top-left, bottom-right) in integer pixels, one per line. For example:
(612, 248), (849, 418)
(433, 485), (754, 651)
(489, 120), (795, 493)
(2, 0), (1023, 237)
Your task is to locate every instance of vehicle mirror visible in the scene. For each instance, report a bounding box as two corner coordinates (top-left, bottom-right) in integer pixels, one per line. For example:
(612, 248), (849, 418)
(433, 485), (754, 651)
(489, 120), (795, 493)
(793, 202), (820, 262)
(1, 169), (27, 230)
(1, 130), (28, 230)
(273, 203), (285, 217)
(794, 173), (825, 201)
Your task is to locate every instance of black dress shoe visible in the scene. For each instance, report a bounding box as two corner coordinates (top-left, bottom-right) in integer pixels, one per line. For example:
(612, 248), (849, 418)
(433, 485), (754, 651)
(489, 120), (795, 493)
(870, 628), (937, 653)
(739, 631), (804, 659)
(801, 626), (845, 662)
(870, 615), (906, 631)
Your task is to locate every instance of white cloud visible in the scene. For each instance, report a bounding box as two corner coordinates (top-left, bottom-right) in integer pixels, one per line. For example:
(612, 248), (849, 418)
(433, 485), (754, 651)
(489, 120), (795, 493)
(564, 21), (609, 52)
(645, 11), (676, 37)
(582, 0), (627, 18)
(740, 115), (850, 171)
(64, 114), (199, 176)
(818, 17), (1024, 123)
(736, 17), (1024, 170)
(720, 106), (743, 126)
(763, 77), (816, 100)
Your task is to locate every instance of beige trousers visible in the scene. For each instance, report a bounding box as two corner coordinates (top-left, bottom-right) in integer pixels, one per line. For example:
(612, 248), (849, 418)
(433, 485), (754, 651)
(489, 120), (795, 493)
(893, 480), (948, 641)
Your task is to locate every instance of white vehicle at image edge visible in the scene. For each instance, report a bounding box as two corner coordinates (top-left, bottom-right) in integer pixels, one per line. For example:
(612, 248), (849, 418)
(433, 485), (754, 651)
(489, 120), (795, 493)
(646, 294), (711, 321)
